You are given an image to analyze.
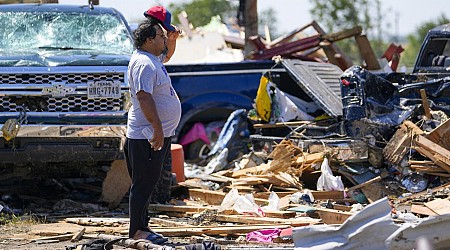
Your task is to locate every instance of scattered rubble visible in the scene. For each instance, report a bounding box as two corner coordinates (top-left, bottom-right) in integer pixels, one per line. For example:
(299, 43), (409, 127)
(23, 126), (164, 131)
(1, 16), (450, 250)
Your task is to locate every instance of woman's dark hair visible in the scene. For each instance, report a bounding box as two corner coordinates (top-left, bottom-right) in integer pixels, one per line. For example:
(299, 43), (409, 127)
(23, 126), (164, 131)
(145, 15), (163, 25)
(133, 20), (160, 49)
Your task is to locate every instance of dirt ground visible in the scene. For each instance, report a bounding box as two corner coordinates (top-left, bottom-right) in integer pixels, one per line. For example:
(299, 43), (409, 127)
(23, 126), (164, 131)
(0, 219), (287, 250)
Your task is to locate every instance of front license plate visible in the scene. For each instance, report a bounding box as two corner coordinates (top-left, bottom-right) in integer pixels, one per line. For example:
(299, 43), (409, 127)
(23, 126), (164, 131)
(88, 81), (121, 99)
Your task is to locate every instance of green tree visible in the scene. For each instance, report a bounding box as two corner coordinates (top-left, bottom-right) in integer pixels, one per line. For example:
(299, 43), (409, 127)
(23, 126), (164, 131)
(400, 14), (450, 68)
(310, 0), (386, 64)
(168, 0), (235, 28)
(258, 7), (279, 40)
(310, 0), (373, 33)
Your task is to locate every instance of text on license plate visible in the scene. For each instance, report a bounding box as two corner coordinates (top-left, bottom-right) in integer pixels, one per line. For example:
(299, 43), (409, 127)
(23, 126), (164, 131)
(88, 81), (121, 99)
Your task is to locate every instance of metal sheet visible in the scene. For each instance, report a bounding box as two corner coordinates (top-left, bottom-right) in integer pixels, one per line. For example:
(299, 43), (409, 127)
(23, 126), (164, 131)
(281, 59), (343, 117)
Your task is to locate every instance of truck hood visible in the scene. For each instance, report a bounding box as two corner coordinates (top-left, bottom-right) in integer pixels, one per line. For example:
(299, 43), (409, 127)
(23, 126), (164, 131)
(0, 50), (130, 67)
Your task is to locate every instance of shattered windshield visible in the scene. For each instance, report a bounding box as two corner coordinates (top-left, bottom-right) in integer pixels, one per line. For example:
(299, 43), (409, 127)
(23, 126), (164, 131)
(0, 11), (133, 54)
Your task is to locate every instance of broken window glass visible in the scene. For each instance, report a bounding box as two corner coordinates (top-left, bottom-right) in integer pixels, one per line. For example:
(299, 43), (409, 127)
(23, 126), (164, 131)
(0, 11), (133, 54)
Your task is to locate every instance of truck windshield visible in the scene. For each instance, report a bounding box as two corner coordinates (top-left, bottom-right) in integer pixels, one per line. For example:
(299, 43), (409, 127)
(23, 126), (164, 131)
(0, 11), (133, 54)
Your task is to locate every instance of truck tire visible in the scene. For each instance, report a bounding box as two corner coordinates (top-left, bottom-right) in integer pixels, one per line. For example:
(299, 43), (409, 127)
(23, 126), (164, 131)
(185, 139), (211, 162)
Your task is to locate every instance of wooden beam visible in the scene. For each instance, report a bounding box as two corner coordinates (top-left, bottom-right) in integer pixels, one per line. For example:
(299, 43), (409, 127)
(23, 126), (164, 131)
(310, 190), (345, 200)
(426, 119), (450, 150)
(383, 121), (424, 165)
(188, 189), (268, 206)
(216, 215), (318, 226)
(414, 135), (450, 173)
(314, 207), (353, 224)
(231, 163), (271, 178)
(322, 26), (362, 42)
(101, 160), (131, 209)
(411, 204), (438, 216)
(420, 89), (432, 119)
(355, 35), (381, 70)
(424, 199), (450, 215)
(347, 176), (382, 192)
(151, 224), (292, 236)
(150, 218), (193, 227)
(149, 204), (217, 213)
(312, 21), (353, 70)
(253, 121), (311, 129)
(397, 182), (450, 203)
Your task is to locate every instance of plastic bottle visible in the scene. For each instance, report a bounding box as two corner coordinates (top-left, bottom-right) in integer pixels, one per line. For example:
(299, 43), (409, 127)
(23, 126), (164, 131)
(142, 126), (154, 140)
(142, 126), (161, 150)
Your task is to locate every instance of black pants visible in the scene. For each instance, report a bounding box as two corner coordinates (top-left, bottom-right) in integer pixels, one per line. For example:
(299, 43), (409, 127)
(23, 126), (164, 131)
(124, 137), (172, 238)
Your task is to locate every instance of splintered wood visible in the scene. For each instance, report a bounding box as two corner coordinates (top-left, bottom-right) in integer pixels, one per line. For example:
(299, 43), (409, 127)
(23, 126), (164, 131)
(383, 121), (423, 165)
(268, 139), (323, 176)
(383, 120), (450, 174)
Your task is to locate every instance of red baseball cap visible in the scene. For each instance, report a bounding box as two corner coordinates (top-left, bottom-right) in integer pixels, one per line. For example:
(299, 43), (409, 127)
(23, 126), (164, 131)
(143, 6), (176, 32)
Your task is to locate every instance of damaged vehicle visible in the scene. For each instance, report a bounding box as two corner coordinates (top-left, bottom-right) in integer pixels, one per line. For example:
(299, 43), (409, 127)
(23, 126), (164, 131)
(340, 22), (450, 141)
(0, 4), (133, 170)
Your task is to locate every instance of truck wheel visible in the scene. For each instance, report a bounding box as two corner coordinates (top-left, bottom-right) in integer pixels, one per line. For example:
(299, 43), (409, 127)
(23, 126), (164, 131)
(185, 140), (211, 162)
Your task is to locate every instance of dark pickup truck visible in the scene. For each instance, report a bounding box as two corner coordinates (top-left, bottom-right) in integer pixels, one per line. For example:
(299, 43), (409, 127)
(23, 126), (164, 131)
(1, 4), (346, 168)
(0, 4), (133, 169)
(340, 23), (450, 140)
(0, 4), (322, 169)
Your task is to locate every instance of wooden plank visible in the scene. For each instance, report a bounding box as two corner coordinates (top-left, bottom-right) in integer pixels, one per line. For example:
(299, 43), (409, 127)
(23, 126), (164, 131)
(216, 215), (319, 226)
(70, 227), (85, 242)
(355, 35), (381, 70)
(425, 172), (450, 177)
(415, 135), (450, 173)
(397, 182), (450, 203)
(310, 190), (345, 200)
(151, 224), (292, 236)
(332, 204), (353, 212)
(424, 199), (450, 215)
(347, 176), (382, 192)
(253, 191), (295, 199)
(220, 208), (296, 219)
(293, 152), (324, 165)
(260, 210), (297, 219)
(426, 119), (450, 150)
(253, 121), (312, 129)
(360, 181), (387, 203)
(231, 163), (271, 178)
(322, 26), (362, 42)
(420, 89), (432, 119)
(411, 204), (438, 216)
(101, 160), (131, 209)
(223, 185), (256, 192)
(312, 21), (353, 70)
(314, 207), (353, 224)
(150, 217), (193, 227)
(149, 204), (217, 213)
(65, 217), (129, 226)
(383, 121), (424, 165)
(188, 189), (268, 206)
(31, 234), (74, 243)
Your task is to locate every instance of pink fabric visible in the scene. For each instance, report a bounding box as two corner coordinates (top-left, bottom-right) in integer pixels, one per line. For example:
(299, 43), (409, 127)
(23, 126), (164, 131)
(179, 122), (210, 146)
(246, 228), (281, 243)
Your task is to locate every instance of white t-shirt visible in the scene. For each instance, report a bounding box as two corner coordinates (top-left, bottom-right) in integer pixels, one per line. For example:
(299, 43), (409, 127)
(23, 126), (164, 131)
(126, 49), (181, 139)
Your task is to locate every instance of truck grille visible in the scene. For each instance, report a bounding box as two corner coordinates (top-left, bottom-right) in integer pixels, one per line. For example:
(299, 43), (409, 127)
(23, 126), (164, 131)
(0, 73), (124, 84)
(0, 72), (126, 112)
(1, 96), (123, 112)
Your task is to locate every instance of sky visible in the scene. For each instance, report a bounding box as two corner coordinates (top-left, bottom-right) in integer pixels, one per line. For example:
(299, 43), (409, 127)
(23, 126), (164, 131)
(59, 0), (450, 38)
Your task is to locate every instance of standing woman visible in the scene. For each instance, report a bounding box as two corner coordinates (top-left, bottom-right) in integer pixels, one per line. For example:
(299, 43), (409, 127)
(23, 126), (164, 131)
(124, 7), (181, 243)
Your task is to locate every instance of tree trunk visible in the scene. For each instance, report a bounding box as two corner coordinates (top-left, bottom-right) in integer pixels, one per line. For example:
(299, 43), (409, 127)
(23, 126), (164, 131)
(243, 0), (258, 59)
